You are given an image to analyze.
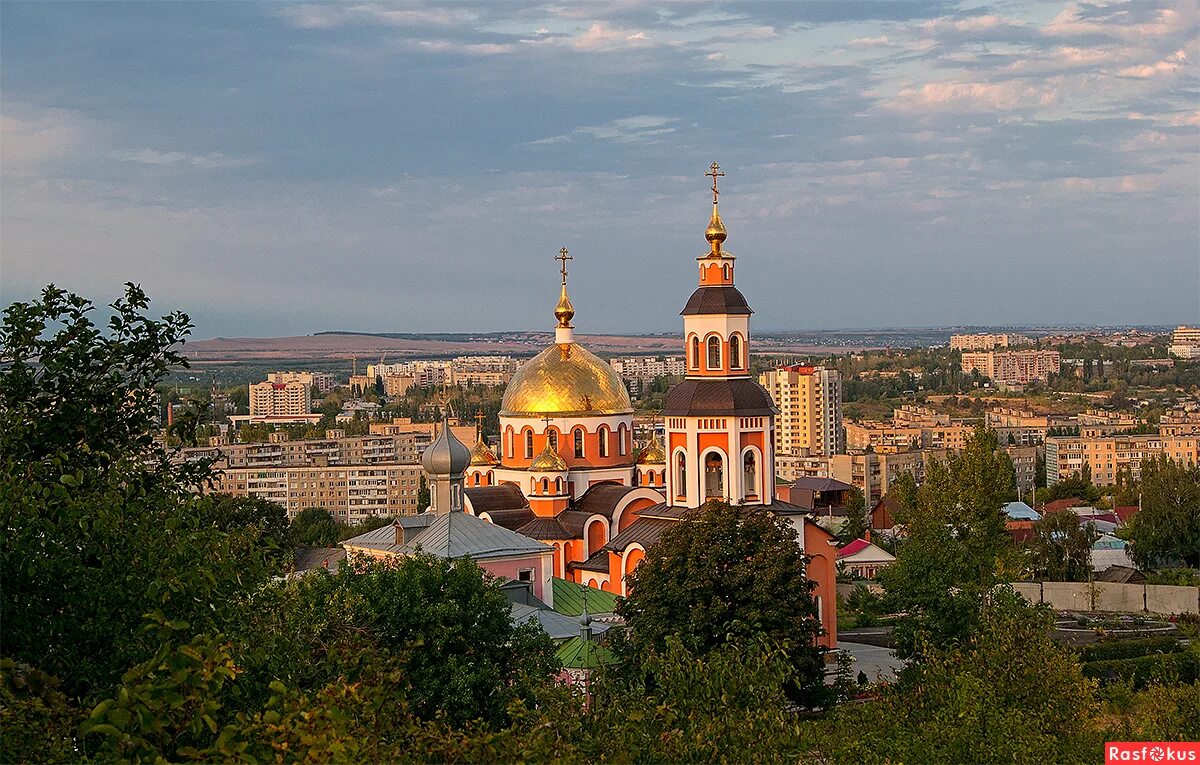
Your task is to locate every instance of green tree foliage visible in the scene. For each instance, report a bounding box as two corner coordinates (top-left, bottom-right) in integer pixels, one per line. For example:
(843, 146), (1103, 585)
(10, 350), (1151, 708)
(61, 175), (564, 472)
(417, 473), (430, 510)
(825, 591), (1100, 764)
(1125, 455), (1200, 569)
(289, 506), (340, 547)
(616, 500), (828, 707)
(876, 427), (1016, 658)
(0, 285), (277, 695)
(204, 494), (291, 556)
(1039, 464), (1102, 505)
(1027, 510), (1098, 581)
(839, 487), (869, 544)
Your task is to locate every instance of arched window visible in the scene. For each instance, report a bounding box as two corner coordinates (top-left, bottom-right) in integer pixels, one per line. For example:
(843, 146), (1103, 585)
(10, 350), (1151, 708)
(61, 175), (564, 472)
(691, 336), (700, 369)
(487, 470), (494, 485)
(555, 477), (563, 494)
(524, 429), (534, 459)
(707, 336), (721, 370)
(506, 427), (513, 458)
(675, 452), (687, 496)
(541, 478), (549, 494)
(723, 263), (730, 281)
(705, 451), (724, 499)
(743, 451), (757, 497)
(729, 334), (742, 370)
(618, 424), (627, 455)
(574, 428), (585, 458)
(598, 426), (609, 457)
(634, 468), (641, 484)
(547, 429), (558, 452)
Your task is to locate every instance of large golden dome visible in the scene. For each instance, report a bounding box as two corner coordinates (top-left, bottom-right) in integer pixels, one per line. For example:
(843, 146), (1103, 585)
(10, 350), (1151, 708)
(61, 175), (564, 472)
(501, 342), (633, 418)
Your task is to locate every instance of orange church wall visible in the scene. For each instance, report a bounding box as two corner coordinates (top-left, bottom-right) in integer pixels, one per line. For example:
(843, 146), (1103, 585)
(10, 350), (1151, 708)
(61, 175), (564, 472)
(621, 548), (645, 595)
(498, 424), (634, 470)
(586, 519), (607, 555)
(696, 432), (728, 453)
(803, 523), (838, 650)
(618, 497), (657, 532)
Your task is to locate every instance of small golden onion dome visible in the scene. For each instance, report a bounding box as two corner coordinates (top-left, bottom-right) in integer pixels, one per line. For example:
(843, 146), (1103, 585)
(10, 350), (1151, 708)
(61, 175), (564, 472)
(554, 283), (575, 327)
(705, 205), (727, 249)
(529, 441), (568, 472)
(500, 342), (633, 418)
(469, 437), (499, 466)
(636, 438), (667, 465)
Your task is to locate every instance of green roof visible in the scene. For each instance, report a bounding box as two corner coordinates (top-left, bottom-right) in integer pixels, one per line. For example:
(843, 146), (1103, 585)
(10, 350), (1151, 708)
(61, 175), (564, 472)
(551, 577), (619, 617)
(555, 636), (617, 670)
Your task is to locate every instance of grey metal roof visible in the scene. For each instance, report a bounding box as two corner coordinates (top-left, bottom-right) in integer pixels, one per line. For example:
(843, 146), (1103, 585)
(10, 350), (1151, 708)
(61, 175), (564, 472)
(511, 602), (611, 641)
(789, 476), (855, 493)
(342, 514), (436, 554)
(401, 511), (552, 561)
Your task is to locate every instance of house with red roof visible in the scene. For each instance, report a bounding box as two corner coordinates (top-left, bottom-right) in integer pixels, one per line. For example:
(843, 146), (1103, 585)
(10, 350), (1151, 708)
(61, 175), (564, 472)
(836, 538), (896, 580)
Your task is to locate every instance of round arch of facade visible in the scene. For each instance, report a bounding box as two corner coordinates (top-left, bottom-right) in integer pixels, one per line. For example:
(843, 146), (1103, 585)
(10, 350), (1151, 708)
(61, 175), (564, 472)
(699, 445), (729, 502)
(739, 444), (763, 501)
(621, 543), (646, 596)
(610, 487), (667, 534)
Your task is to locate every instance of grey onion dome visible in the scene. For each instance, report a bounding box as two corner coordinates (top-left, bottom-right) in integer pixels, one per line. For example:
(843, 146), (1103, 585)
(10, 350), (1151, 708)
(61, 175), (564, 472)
(421, 417), (471, 476)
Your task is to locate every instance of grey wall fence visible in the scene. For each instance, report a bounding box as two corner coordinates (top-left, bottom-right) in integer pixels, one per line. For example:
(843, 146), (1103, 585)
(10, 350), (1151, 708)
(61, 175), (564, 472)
(1011, 581), (1200, 615)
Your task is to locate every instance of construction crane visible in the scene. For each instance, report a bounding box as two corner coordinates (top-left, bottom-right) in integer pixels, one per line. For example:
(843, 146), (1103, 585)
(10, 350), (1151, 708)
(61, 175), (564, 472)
(351, 355), (358, 377)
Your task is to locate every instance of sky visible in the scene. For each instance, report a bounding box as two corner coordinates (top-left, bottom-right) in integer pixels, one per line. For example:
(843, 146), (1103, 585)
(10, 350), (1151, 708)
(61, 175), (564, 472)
(2, 1), (1197, 339)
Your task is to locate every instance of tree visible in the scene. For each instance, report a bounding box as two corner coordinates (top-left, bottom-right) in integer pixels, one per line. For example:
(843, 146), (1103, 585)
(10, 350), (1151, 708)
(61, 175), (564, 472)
(1126, 456), (1200, 568)
(1028, 511), (1097, 581)
(204, 494), (291, 555)
(1040, 465), (1101, 505)
(417, 473), (430, 511)
(839, 487), (868, 544)
(826, 591), (1100, 764)
(289, 507), (339, 547)
(0, 285), (277, 696)
(876, 427), (1016, 658)
(616, 501), (827, 707)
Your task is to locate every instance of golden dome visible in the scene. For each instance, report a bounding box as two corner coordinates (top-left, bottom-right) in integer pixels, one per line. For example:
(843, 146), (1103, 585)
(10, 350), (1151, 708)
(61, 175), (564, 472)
(501, 342), (633, 418)
(469, 437), (498, 466)
(636, 437), (666, 465)
(554, 283), (575, 327)
(705, 204), (727, 248)
(530, 441), (568, 472)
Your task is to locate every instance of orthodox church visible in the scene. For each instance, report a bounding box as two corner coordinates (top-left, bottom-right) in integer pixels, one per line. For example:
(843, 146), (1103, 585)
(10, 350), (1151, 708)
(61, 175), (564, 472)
(444, 164), (839, 649)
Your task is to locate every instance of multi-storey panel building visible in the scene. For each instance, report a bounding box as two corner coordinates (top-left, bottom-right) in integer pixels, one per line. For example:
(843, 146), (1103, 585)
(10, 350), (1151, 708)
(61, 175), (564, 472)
(759, 365), (843, 457)
(961, 349), (1061, 386)
(1045, 435), (1199, 486)
(949, 333), (1033, 351)
(266, 371), (336, 394)
(249, 380), (312, 418)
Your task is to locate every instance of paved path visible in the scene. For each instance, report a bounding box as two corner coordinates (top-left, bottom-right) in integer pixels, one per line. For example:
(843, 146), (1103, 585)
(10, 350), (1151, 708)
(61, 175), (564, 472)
(837, 640), (905, 683)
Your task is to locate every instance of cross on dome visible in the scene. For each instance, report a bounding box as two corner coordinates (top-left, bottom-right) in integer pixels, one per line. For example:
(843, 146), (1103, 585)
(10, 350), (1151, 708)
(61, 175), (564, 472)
(706, 161), (725, 206)
(554, 246), (575, 330)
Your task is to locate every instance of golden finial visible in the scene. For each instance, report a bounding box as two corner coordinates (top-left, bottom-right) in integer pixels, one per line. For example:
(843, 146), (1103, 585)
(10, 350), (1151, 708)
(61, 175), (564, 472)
(474, 409), (485, 439)
(704, 161), (727, 254)
(554, 246), (575, 328)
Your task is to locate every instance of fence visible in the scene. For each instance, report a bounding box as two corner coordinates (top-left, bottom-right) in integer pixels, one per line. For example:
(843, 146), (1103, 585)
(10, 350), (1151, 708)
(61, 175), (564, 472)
(1011, 581), (1199, 615)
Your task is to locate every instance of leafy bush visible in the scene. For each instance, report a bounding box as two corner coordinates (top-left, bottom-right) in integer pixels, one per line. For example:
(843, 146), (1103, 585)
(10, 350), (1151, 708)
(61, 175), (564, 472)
(1082, 652), (1199, 689)
(1079, 636), (1182, 663)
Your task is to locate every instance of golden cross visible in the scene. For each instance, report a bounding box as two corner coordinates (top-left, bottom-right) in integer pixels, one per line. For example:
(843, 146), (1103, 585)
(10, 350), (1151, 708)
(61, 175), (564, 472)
(475, 409), (485, 438)
(706, 161), (725, 205)
(555, 247), (572, 286)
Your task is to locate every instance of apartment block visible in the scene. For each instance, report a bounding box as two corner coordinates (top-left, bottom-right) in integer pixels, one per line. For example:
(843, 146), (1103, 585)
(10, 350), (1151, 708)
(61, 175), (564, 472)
(1045, 435), (1200, 486)
(828, 449), (948, 507)
(845, 420), (970, 454)
(266, 371), (336, 394)
(1159, 407), (1200, 437)
(950, 333), (1033, 351)
(248, 380), (313, 419)
(1169, 325), (1200, 359)
(610, 356), (687, 395)
(961, 349), (1060, 386)
(1003, 444), (1039, 498)
(759, 365), (844, 457)
(1077, 408), (1139, 438)
(210, 463), (425, 521)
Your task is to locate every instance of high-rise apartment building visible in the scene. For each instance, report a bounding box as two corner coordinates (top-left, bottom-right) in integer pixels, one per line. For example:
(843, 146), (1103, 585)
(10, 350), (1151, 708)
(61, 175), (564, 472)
(266, 371), (336, 394)
(759, 365), (843, 457)
(248, 380), (313, 419)
(961, 349), (1060, 386)
(949, 333), (1033, 351)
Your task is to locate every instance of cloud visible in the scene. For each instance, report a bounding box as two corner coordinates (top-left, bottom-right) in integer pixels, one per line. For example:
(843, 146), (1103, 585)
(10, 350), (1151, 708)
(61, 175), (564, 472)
(531, 115), (677, 145)
(0, 105), (93, 170)
(848, 35), (893, 48)
(1118, 48), (1189, 77)
(888, 80), (1059, 112)
(572, 21), (654, 50)
(110, 149), (257, 169)
(281, 3), (479, 30)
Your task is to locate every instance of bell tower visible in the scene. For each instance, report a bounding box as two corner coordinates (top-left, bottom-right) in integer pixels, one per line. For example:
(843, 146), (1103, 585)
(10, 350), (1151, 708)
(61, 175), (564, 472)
(662, 163), (777, 508)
